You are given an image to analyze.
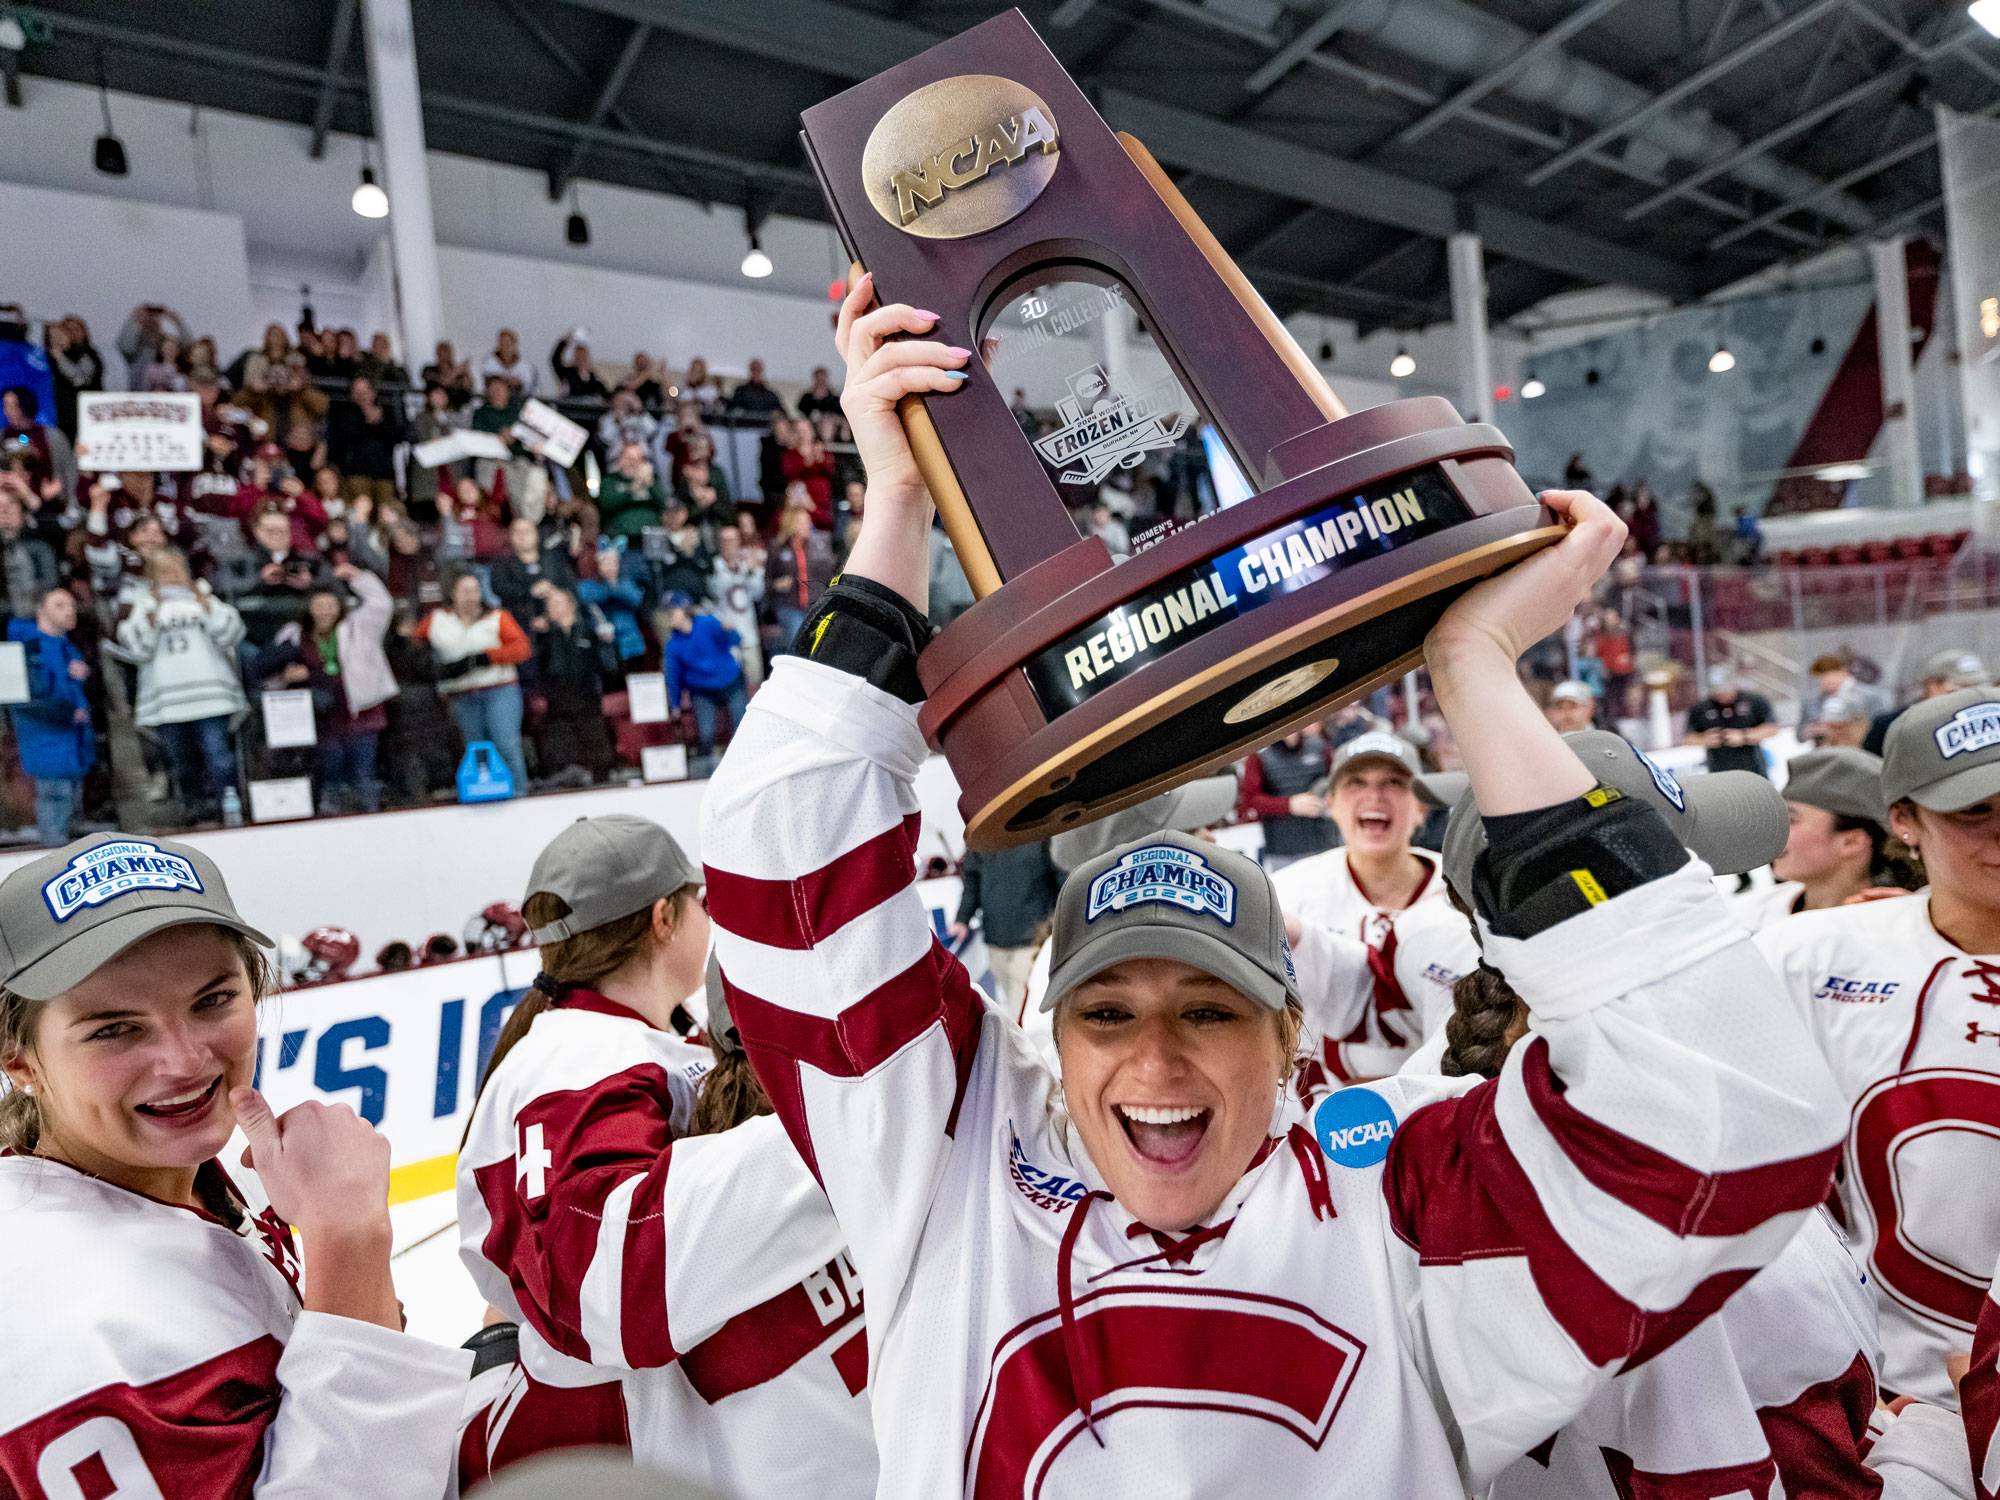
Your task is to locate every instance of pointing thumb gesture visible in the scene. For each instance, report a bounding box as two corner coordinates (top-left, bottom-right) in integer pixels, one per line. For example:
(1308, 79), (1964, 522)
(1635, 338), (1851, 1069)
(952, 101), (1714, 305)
(231, 1085), (278, 1171)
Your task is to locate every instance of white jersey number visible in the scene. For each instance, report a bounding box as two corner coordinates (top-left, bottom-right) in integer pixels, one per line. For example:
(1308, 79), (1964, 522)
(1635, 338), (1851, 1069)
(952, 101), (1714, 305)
(37, 1416), (167, 1500)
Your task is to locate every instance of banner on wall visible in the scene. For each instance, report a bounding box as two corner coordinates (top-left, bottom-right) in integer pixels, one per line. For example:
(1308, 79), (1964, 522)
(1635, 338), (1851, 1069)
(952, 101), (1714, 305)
(255, 876), (994, 1205)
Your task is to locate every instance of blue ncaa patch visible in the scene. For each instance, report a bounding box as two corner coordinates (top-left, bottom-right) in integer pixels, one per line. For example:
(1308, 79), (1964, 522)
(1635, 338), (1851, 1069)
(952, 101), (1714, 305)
(43, 839), (203, 922)
(1313, 1088), (1398, 1169)
(1085, 843), (1237, 926)
(1633, 748), (1686, 811)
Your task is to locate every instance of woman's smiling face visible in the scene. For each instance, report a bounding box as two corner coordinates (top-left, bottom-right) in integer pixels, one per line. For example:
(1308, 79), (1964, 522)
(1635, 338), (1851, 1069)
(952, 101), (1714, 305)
(1056, 958), (1288, 1232)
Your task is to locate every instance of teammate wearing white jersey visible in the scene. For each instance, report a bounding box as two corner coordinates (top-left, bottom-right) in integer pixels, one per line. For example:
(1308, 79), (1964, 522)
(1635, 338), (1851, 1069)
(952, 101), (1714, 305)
(1732, 746), (1913, 931)
(702, 279), (1846, 1495)
(1272, 735), (1478, 1082)
(456, 815), (875, 1498)
(0, 832), (468, 1499)
(1759, 688), (2000, 1408)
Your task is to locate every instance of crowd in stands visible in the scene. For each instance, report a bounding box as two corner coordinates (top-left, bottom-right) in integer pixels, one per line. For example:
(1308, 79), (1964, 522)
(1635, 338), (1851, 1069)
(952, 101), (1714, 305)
(0, 299), (916, 847)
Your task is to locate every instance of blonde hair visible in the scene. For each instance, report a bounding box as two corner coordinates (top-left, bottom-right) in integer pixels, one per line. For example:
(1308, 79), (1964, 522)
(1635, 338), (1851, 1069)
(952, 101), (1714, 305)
(0, 927), (273, 1154)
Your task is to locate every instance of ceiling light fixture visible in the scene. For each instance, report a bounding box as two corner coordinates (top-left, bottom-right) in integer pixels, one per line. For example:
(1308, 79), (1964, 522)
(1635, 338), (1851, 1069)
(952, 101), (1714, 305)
(351, 142), (388, 219)
(92, 47), (127, 177)
(1971, 0), (2000, 39)
(741, 231), (773, 279)
(1520, 373), (1546, 399)
(1389, 346), (1415, 379)
(565, 185), (590, 246)
(1708, 344), (1736, 374)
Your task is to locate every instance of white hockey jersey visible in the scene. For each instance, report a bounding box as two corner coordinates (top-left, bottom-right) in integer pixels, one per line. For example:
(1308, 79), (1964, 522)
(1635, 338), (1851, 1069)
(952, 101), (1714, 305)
(1290, 897), (1480, 1086)
(0, 1152), (468, 1500)
(455, 990), (877, 1498)
(703, 656), (1848, 1496)
(1757, 895), (2000, 1406)
(1268, 843), (1452, 932)
(1732, 880), (1808, 932)
(1488, 1208), (1880, 1498)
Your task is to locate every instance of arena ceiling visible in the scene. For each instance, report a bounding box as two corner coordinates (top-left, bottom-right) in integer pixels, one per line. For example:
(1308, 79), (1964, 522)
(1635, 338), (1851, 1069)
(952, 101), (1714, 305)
(9, 0), (1999, 333)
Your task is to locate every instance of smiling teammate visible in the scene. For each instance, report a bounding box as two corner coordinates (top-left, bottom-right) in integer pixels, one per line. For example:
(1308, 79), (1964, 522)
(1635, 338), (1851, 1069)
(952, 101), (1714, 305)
(701, 278), (1846, 1494)
(0, 833), (467, 1497)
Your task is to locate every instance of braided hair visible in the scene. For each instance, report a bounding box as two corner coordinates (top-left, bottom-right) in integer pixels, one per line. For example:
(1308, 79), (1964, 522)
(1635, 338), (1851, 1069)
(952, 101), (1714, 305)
(1439, 962), (1529, 1080)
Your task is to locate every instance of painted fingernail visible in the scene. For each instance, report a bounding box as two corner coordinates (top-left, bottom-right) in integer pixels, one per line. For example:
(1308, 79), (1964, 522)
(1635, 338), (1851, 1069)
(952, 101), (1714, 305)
(944, 371), (969, 381)
(947, 346), (972, 359)
(915, 309), (940, 322)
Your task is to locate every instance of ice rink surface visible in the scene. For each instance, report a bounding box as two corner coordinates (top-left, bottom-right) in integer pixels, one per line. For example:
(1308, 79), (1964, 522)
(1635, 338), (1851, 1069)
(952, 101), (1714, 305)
(393, 1193), (490, 1350)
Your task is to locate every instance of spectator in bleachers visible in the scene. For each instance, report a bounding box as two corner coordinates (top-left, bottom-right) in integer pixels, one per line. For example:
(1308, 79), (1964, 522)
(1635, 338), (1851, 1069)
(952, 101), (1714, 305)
(117, 550), (246, 825)
(470, 375), (542, 520)
(3, 386), (76, 502)
(661, 591), (745, 766)
(1730, 505), (1764, 565)
(1562, 452), (1592, 489)
(1627, 482), (1662, 558)
(490, 516), (576, 632)
(480, 328), (539, 398)
(116, 303), (187, 388)
(1864, 647), (1990, 755)
(325, 375), (404, 510)
(436, 475), (510, 571)
(409, 382), (465, 517)
(623, 351), (668, 412)
(1809, 695), (1868, 749)
(9, 586), (95, 846)
(598, 442), (668, 544)
(796, 366), (841, 424)
(0, 477), (60, 622)
(707, 525), (764, 688)
(651, 498), (712, 606)
(551, 332), (609, 402)
(1685, 485), (1726, 567)
(680, 356), (721, 414)
(1235, 729), (1335, 871)
(724, 358), (786, 420)
(1684, 665), (1776, 777)
(1544, 679), (1599, 732)
(251, 564), (395, 814)
(764, 502), (833, 654)
(781, 426), (836, 529)
(316, 508), (387, 580)
(597, 390), (658, 457)
(381, 605), (459, 805)
(234, 323), (290, 395)
(662, 400), (703, 478)
(417, 570), (531, 790)
(576, 543), (646, 672)
(232, 455), (329, 551)
(531, 585), (615, 788)
(221, 506), (329, 650)
(1800, 653), (1889, 738)
(673, 429), (733, 528)
(421, 341), (475, 405)
(141, 335), (189, 393)
(383, 507), (445, 611)
(44, 315), (103, 438)
(360, 332), (408, 388)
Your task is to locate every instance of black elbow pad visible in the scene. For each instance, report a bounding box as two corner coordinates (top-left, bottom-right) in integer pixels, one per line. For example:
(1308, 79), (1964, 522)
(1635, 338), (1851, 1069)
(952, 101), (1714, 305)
(794, 574), (937, 706)
(1474, 789), (1690, 940)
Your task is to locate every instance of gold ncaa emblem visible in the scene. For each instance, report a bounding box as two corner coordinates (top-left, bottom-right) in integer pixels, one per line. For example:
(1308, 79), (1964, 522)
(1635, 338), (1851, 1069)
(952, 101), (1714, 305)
(1222, 658), (1342, 725)
(862, 74), (1060, 240)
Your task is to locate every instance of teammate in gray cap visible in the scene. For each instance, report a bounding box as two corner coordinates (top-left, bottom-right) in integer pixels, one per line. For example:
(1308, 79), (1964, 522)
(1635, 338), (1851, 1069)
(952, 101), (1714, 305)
(0, 833), (469, 1497)
(1732, 747), (1914, 930)
(1865, 647), (1992, 756)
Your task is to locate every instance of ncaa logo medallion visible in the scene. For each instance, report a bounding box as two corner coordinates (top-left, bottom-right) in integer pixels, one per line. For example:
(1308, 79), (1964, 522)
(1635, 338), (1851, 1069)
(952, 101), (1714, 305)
(1313, 1088), (1398, 1169)
(862, 74), (1060, 239)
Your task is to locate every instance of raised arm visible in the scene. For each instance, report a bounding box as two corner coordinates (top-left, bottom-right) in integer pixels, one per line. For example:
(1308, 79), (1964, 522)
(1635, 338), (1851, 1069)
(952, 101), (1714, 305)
(703, 278), (989, 1303)
(1377, 493), (1847, 1482)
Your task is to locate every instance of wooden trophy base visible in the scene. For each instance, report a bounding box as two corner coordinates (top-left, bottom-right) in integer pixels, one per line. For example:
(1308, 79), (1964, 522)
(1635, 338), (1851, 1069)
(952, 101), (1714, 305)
(918, 397), (1562, 849)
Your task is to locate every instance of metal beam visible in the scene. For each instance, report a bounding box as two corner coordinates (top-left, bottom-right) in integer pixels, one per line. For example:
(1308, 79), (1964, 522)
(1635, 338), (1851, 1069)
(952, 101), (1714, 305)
(1524, 0), (1846, 186)
(1708, 123), (1939, 250)
(1395, 0), (1632, 146)
(1105, 89), (1700, 296)
(1241, 0), (1366, 98)
(307, 0), (357, 158)
(547, 22), (651, 200)
(1050, 0), (1099, 26)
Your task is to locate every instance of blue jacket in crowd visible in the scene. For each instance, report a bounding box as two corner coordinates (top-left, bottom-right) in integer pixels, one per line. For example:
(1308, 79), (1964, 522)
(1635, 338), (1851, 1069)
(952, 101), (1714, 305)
(577, 575), (647, 663)
(7, 618), (94, 779)
(664, 614), (744, 704)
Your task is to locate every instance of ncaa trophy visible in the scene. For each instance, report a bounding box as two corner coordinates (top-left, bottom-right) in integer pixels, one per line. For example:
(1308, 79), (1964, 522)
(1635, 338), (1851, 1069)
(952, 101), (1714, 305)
(800, 9), (1562, 849)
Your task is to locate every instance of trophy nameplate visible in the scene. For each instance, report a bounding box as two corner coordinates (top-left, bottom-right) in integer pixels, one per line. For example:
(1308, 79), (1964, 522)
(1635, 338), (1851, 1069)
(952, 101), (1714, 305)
(800, 9), (1561, 849)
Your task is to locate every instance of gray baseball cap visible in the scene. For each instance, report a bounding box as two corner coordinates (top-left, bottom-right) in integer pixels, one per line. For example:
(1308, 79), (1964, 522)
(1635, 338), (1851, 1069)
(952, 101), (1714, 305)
(1883, 685), (2000, 812)
(1440, 731), (1786, 904)
(1415, 770), (1469, 810)
(1921, 648), (1990, 689)
(1049, 775), (1236, 873)
(702, 951), (737, 1052)
(1332, 730), (1420, 781)
(1783, 747), (1886, 829)
(0, 833), (272, 1001)
(1817, 695), (1865, 724)
(524, 814), (700, 944)
(1549, 680), (1596, 705)
(1043, 831), (1297, 1014)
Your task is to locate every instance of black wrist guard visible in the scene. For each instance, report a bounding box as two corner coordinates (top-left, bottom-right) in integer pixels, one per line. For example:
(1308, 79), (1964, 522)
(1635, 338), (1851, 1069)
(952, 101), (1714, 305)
(793, 574), (936, 705)
(1473, 785), (1689, 939)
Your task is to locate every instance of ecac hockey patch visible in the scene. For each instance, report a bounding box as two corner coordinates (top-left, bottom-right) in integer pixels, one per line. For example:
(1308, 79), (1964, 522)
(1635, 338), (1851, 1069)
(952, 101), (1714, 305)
(1085, 844), (1236, 926)
(1313, 1088), (1398, 1169)
(43, 839), (202, 922)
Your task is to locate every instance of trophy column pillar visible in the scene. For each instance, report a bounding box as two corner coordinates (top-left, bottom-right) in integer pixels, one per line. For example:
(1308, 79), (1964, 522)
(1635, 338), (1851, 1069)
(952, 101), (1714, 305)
(1448, 231), (1496, 426)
